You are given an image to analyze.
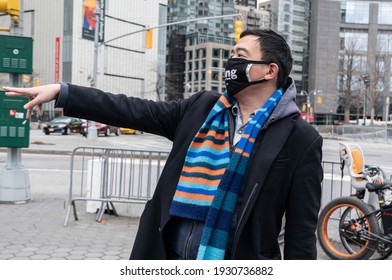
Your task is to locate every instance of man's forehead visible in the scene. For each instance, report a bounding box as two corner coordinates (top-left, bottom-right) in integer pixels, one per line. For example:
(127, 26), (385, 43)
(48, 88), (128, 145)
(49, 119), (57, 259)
(232, 36), (262, 55)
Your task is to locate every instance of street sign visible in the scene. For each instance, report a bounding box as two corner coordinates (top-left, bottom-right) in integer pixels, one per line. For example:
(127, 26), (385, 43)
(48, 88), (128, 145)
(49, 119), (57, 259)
(0, 91), (30, 147)
(0, 35), (33, 74)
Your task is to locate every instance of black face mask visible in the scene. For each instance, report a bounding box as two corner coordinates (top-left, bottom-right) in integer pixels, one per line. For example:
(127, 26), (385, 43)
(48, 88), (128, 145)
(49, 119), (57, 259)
(224, 57), (272, 97)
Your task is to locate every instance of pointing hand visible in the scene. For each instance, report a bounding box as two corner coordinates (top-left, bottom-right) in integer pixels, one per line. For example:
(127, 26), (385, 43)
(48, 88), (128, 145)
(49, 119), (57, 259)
(2, 84), (61, 119)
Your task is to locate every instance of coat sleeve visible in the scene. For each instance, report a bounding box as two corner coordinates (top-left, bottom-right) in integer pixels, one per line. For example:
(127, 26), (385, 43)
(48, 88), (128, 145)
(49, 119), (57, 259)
(62, 84), (199, 140)
(284, 134), (323, 259)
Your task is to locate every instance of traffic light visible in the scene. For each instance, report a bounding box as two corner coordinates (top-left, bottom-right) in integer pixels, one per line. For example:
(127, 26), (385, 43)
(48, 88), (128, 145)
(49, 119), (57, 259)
(0, 0), (20, 25)
(234, 20), (243, 43)
(145, 29), (153, 49)
(22, 74), (29, 85)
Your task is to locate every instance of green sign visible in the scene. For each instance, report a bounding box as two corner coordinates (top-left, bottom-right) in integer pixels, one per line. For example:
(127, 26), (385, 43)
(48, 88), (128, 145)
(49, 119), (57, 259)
(0, 35), (33, 74)
(0, 91), (30, 148)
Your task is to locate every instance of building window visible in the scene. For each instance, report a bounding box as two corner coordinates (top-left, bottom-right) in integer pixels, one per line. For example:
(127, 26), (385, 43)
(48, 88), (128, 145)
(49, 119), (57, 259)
(212, 71), (219, 80)
(212, 60), (219, 68)
(378, 33), (392, 53)
(212, 85), (219, 92)
(223, 50), (230, 59)
(213, 48), (220, 58)
(377, 58), (385, 74)
(379, 3), (392, 25)
(340, 30), (368, 52)
(340, 1), (369, 24)
(201, 60), (206, 68)
(377, 78), (384, 92)
(194, 61), (199, 70)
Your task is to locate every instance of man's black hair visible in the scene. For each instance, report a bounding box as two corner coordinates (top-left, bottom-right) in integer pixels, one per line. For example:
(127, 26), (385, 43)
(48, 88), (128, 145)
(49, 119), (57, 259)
(240, 29), (293, 88)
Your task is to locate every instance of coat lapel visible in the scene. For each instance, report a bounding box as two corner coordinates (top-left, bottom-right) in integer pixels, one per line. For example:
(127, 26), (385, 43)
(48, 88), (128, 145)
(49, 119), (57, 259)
(239, 114), (298, 219)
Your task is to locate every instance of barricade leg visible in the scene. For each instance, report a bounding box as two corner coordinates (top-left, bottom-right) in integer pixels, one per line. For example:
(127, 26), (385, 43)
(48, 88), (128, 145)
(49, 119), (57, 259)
(95, 201), (118, 222)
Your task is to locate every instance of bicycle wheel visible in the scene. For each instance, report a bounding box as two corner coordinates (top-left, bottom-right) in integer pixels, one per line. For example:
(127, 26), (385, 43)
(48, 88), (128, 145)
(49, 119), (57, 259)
(317, 196), (380, 260)
(371, 211), (392, 260)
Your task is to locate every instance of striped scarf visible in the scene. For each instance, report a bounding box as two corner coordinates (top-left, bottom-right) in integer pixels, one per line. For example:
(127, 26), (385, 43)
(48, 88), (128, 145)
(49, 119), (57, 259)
(169, 89), (283, 259)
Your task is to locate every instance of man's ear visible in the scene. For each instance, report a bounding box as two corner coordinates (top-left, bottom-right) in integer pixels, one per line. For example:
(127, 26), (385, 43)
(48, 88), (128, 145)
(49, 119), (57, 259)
(264, 63), (279, 81)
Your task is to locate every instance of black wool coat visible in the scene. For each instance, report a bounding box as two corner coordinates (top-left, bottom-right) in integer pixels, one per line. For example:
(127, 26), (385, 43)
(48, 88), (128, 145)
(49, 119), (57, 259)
(62, 83), (323, 260)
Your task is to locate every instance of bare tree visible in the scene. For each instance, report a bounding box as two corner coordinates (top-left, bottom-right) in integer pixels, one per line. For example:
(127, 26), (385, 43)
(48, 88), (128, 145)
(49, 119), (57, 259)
(338, 37), (364, 124)
(366, 36), (388, 126)
(147, 63), (166, 101)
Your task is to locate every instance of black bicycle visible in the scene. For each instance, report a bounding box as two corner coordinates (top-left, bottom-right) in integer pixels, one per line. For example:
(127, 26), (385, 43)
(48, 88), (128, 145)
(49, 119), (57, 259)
(317, 179), (392, 260)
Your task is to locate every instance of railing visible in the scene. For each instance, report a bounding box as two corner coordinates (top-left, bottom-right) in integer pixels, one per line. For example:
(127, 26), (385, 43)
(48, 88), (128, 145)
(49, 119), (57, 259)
(63, 146), (355, 226)
(321, 160), (352, 207)
(316, 125), (392, 143)
(64, 146), (169, 226)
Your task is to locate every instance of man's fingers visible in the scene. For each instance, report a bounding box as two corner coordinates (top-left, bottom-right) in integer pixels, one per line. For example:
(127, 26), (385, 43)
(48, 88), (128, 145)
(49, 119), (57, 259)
(2, 86), (34, 97)
(26, 108), (32, 120)
(38, 104), (43, 116)
(23, 99), (40, 111)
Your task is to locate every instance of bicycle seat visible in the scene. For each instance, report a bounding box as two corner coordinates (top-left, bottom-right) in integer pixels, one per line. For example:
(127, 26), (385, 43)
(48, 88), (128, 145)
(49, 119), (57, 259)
(366, 182), (390, 192)
(339, 142), (367, 189)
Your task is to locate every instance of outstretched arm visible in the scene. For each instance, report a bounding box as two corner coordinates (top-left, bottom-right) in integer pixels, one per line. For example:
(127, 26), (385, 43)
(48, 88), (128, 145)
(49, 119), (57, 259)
(2, 84), (61, 119)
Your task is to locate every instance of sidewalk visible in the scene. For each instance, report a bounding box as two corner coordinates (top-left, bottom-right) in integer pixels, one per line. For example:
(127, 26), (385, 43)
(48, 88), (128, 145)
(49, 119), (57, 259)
(0, 129), (172, 260)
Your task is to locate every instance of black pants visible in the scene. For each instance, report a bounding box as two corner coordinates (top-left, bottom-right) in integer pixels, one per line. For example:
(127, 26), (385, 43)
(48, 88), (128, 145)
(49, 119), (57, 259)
(164, 217), (204, 260)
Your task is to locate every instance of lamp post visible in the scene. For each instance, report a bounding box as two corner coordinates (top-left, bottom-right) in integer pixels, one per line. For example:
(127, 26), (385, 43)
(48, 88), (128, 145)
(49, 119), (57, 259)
(300, 90), (321, 123)
(361, 74), (370, 126)
(386, 96), (390, 142)
(87, 0), (102, 140)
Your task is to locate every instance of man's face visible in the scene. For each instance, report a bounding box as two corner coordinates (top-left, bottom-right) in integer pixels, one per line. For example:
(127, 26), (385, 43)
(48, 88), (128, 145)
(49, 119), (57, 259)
(230, 35), (269, 83)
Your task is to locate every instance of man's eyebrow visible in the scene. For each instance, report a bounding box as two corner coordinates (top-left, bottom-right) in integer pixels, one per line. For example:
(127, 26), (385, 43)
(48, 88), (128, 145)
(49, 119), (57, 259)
(232, 47), (250, 55)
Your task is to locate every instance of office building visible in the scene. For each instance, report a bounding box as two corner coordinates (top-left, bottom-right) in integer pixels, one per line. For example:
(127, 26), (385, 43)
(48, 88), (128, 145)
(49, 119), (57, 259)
(169, 0), (270, 98)
(0, 0), (167, 118)
(266, 0), (310, 93)
(166, 0), (236, 99)
(309, 0), (392, 124)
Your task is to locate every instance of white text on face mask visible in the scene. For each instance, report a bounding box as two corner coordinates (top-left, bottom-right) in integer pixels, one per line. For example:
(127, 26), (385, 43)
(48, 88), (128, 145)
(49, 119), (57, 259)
(224, 69), (238, 80)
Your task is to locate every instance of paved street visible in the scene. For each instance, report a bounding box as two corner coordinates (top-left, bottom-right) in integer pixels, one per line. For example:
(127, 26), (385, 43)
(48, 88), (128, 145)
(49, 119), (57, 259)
(0, 127), (391, 260)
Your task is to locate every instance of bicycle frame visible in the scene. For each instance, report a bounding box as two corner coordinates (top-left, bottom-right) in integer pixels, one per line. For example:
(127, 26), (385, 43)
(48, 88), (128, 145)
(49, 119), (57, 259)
(317, 142), (392, 260)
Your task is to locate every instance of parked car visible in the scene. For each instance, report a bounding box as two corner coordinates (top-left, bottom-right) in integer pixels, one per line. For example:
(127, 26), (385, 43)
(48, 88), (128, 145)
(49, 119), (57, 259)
(82, 121), (119, 137)
(119, 127), (143, 135)
(43, 116), (84, 135)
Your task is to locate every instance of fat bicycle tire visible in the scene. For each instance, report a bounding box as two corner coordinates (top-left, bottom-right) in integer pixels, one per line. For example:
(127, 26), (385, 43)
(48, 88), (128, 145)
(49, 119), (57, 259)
(317, 196), (380, 260)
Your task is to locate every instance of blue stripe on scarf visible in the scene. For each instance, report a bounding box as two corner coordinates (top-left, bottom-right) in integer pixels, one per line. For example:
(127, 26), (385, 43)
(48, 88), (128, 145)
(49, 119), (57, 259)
(186, 150), (231, 160)
(176, 185), (217, 195)
(184, 156), (230, 166)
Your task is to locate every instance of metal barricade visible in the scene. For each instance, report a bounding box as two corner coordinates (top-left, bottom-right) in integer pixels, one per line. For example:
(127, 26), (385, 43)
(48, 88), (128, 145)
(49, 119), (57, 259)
(64, 146), (352, 226)
(64, 146), (169, 226)
(321, 160), (352, 207)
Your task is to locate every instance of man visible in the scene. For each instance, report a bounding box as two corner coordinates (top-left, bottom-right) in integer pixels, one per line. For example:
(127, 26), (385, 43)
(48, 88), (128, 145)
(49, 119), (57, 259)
(3, 29), (323, 260)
